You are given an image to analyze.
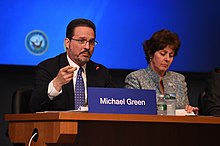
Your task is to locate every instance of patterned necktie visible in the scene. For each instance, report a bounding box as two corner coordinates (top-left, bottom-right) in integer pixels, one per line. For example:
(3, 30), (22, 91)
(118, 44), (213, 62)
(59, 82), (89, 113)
(74, 67), (85, 110)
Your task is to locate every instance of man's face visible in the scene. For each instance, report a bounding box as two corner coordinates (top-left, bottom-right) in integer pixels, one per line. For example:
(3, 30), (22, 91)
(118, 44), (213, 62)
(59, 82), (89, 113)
(65, 26), (95, 66)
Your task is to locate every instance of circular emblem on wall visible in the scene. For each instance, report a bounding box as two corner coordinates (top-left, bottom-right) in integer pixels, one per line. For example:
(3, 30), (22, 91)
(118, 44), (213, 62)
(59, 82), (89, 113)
(25, 30), (49, 55)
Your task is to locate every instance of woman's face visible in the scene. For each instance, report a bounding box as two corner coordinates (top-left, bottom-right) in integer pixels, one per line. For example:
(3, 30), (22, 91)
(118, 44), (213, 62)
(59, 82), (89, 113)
(150, 46), (174, 76)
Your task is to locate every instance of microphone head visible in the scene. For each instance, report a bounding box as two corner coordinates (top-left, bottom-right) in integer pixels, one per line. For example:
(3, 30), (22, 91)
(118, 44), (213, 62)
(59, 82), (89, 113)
(215, 67), (220, 73)
(95, 66), (100, 71)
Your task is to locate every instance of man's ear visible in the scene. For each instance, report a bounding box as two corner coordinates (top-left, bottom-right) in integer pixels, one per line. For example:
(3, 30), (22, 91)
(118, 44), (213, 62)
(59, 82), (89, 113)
(64, 38), (70, 50)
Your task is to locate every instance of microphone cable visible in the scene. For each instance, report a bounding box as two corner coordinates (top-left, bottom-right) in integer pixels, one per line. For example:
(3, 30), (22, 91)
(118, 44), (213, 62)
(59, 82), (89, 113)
(28, 132), (38, 146)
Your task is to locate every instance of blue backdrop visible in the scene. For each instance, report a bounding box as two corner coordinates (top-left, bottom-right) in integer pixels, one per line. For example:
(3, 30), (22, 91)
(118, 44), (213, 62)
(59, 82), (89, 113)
(0, 0), (219, 72)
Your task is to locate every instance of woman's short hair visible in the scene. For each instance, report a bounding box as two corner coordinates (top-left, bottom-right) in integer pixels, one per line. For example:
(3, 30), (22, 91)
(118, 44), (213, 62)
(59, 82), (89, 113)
(143, 29), (181, 64)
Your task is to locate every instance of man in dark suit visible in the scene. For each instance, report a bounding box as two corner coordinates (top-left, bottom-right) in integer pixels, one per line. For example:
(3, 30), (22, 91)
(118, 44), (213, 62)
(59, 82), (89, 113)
(203, 67), (220, 115)
(30, 18), (114, 112)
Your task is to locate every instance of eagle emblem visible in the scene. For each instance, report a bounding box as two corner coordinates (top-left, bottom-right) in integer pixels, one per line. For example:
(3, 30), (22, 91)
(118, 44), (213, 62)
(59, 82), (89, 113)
(25, 30), (49, 55)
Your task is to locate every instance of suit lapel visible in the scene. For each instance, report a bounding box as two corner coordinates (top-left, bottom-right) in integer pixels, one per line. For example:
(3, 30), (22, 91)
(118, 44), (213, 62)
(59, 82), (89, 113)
(86, 60), (97, 86)
(60, 53), (74, 108)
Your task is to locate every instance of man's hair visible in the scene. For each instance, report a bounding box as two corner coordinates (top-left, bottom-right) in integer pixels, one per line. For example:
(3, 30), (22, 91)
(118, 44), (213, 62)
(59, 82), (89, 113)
(66, 18), (96, 39)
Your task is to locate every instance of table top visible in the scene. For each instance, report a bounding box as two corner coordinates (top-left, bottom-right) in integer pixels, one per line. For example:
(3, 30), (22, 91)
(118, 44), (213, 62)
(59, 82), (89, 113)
(4, 112), (220, 124)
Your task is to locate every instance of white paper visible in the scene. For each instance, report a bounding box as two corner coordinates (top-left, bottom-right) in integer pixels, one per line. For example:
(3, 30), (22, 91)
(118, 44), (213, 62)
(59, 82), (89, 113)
(175, 109), (195, 116)
(36, 106), (88, 113)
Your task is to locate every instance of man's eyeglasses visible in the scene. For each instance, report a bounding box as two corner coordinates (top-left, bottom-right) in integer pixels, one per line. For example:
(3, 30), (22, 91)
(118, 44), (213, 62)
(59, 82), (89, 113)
(71, 38), (98, 47)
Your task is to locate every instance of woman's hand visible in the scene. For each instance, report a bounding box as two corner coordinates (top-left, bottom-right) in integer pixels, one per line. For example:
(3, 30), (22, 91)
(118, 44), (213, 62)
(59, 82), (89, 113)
(185, 105), (199, 115)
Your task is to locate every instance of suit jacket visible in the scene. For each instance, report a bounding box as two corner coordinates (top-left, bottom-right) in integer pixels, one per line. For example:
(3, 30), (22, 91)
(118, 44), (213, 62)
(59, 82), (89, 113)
(30, 52), (115, 112)
(124, 66), (189, 109)
(203, 68), (220, 115)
